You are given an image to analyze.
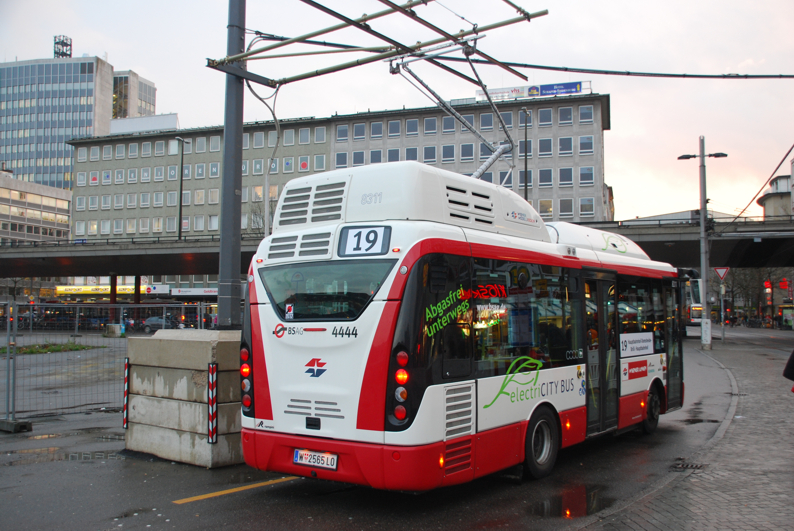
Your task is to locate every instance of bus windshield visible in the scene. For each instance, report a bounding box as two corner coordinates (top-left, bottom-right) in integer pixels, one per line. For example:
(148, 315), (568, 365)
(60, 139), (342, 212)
(259, 259), (397, 321)
(688, 279), (701, 305)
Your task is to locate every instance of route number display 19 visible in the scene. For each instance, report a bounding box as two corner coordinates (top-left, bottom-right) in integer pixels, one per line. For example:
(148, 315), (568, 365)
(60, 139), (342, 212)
(338, 226), (391, 256)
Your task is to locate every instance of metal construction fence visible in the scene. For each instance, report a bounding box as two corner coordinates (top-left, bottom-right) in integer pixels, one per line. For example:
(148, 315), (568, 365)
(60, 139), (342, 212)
(1, 302), (217, 420)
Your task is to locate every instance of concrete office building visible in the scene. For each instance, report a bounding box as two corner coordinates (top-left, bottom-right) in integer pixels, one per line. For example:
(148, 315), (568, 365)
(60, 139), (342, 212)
(0, 55), (156, 190)
(757, 174), (791, 218)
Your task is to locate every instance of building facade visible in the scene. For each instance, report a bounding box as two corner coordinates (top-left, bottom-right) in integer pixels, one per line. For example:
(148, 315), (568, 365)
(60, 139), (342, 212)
(757, 174), (791, 218)
(0, 56), (156, 190)
(67, 92), (612, 248)
(0, 168), (72, 245)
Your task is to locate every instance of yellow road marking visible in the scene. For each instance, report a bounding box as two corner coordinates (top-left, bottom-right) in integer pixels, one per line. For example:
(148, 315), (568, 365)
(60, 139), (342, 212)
(172, 476), (298, 504)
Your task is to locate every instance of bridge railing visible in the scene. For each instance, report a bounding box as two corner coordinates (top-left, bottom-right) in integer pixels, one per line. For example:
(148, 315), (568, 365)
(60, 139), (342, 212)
(0, 232), (267, 249)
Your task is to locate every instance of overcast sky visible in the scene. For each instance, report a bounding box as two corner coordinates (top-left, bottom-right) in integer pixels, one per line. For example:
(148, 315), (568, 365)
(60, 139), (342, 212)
(3, 0), (793, 219)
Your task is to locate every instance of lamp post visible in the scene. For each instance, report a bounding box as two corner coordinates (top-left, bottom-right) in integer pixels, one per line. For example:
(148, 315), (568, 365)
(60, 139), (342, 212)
(175, 137), (190, 240)
(521, 107), (528, 202)
(678, 136), (727, 350)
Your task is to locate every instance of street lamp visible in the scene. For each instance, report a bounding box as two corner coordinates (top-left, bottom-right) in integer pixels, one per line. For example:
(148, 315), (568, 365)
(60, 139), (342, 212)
(521, 107), (528, 202)
(678, 136), (727, 350)
(174, 137), (190, 240)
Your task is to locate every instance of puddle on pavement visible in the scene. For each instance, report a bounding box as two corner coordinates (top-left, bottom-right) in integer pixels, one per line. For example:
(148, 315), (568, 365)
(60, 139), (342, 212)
(678, 419), (720, 425)
(27, 433), (62, 440)
(9, 446), (60, 454)
(4, 449), (125, 466)
(528, 484), (615, 519)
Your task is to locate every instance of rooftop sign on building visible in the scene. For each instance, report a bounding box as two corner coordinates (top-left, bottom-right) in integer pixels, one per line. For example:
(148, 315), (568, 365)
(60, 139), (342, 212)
(476, 81), (589, 101)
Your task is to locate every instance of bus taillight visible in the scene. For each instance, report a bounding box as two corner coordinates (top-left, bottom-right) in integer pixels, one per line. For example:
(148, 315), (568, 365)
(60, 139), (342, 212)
(240, 363), (251, 378)
(396, 351), (409, 367)
(394, 387), (407, 402)
(242, 394), (252, 408)
(395, 369), (409, 385)
(394, 405), (407, 420)
(240, 347), (250, 362)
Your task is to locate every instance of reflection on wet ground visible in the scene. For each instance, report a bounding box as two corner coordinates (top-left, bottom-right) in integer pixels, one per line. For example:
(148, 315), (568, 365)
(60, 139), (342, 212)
(528, 483), (615, 519)
(678, 418), (720, 425)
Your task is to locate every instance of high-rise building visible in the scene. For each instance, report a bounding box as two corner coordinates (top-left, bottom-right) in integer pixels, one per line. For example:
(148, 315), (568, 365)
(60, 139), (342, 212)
(0, 55), (156, 190)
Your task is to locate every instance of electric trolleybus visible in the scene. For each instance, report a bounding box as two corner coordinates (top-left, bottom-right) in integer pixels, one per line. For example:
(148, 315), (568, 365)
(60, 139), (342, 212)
(240, 161), (685, 491)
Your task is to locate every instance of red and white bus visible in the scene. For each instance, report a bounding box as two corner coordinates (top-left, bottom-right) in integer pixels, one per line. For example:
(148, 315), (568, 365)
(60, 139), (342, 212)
(240, 162), (684, 491)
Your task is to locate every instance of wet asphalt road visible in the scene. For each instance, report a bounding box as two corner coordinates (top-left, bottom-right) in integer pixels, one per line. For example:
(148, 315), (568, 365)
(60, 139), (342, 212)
(2, 327), (788, 531)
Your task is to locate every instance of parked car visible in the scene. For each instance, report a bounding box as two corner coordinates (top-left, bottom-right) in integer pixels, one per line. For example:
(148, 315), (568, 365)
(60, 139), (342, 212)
(142, 316), (178, 334)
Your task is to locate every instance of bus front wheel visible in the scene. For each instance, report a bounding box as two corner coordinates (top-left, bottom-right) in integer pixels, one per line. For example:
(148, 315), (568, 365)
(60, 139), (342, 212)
(524, 406), (559, 479)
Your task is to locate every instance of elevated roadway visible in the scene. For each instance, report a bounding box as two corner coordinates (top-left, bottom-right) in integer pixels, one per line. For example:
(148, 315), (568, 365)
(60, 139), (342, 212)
(1, 218), (793, 278)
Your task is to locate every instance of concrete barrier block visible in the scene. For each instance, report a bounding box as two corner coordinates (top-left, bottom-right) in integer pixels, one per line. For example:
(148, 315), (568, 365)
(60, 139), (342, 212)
(130, 365), (240, 403)
(126, 423), (242, 468)
(127, 330), (241, 371)
(129, 395), (240, 435)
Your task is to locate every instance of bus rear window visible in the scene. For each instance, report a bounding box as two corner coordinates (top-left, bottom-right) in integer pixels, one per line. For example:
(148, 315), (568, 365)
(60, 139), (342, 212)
(259, 259), (397, 321)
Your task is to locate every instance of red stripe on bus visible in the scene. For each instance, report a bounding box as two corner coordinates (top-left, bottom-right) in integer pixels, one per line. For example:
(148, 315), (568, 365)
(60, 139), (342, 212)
(303, 328), (327, 332)
(387, 239), (471, 300)
(250, 275), (273, 421)
(356, 301), (401, 431)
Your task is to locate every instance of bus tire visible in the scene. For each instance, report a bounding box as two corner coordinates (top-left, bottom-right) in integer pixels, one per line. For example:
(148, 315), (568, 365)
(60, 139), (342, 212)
(524, 406), (559, 479)
(642, 386), (661, 434)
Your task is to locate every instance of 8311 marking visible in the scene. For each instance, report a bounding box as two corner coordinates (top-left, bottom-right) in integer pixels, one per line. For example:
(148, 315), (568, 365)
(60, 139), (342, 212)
(332, 326), (358, 338)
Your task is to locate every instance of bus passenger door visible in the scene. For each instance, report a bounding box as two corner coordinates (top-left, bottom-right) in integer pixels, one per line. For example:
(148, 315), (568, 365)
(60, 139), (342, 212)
(585, 277), (619, 435)
(665, 281), (684, 410)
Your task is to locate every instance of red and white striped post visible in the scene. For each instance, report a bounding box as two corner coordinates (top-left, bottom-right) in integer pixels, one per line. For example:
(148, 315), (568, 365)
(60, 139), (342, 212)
(208, 363), (218, 443)
(122, 357), (129, 429)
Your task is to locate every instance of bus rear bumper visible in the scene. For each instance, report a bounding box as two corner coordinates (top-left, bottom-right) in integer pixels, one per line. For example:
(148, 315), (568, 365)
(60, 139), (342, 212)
(241, 428), (450, 491)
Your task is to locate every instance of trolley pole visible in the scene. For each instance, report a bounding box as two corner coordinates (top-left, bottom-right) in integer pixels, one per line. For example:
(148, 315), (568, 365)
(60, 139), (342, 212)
(720, 280), (725, 341)
(521, 107), (528, 202)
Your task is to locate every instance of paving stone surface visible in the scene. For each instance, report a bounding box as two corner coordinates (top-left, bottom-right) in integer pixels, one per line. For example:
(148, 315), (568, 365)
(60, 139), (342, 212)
(577, 339), (794, 530)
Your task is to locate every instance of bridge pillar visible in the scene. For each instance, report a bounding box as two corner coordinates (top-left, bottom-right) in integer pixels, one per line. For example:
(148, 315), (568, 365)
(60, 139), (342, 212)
(110, 274), (117, 322)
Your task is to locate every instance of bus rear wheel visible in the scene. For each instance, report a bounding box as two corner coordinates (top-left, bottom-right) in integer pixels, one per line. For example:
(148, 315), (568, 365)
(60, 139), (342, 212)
(642, 386), (661, 434)
(524, 406), (559, 479)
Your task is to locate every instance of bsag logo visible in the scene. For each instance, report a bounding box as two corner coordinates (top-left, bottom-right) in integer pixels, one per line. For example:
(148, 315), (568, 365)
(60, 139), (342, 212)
(305, 358), (327, 378)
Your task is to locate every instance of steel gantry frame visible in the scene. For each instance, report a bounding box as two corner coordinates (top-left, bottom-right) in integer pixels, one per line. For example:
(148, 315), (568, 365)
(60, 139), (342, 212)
(207, 0), (548, 328)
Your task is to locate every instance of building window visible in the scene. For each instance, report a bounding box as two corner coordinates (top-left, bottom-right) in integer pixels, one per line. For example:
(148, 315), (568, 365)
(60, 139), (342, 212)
(298, 155), (310, 172)
(314, 154), (326, 171)
(194, 215), (204, 231)
(208, 215), (219, 231)
(499, 112), (513, 129)
(579, 136), (594, 154)
(480, 142), (493, 160)
(336, 124), (348, 142)
(155, 141), (165, 156)
(283, 129), (294, 146)
(75, 221), (86, 236)
(242, 133), (249, 150)
(127, 219), (136, 234)
(139, 218), (150, 233)
(559, 168), (573, 187)
(299, 128), (310, 144)
(519, 109), (531, 128)
(88, 221), (98, 235)
(559, 137), (573, 156)
(580, 197), (595, 217)
(538, 199), (552, 218)
(383, 148), (397, 162)
(153, 192), (164, 207)
(166, 217), (177, 233)
(461, 114), (474, 132)
(442, 144), (455, 163)
(167, 165), (178, 181)
(480, 113), (493, 131)
(580, 167), (594, 186)
(208, 189), (219, 205)
(181, 191), (190, 206)
(141, 142), (151, 157)
(560, 198), (574, 218)
(141, 168), (151, 182)
(423, 146), (436, 164)
(210, 162), (220, 178)
(194, 189), (205, 205)
(153, 217), (163, 233)
(241, 160), (248, 176)
(353, 123), (366, 140)
(77, 147), (87, 162)
(406, 119), (419, 136)
(181, 216), (190, 232)
(114, 169), (124, 184)
(127, 193), (137, 208)
(77, 172), (86, 186)
(405, 147), (418, 161)
(519, 139), (532, 158)
(424, 117), (437, 135)
(167, 191), (177, 207)
(253, 131), (265, 148)
(371, 122), (383, 139)
(559, 107), (573, 125)
(114, 219), (123, 234)
(460, 143), (474, 162)
(210, 136), (221, 152)
(128, 168), (138, 183)
(315, 126), (326, 143)
(90, 146), (100, 161)
(252, 159), (264, 175)
(114, 194), (124, 209)
(103, 145), (112, 160)
(140, 193), (150, 208)
(388, 120), (401, 137)
(539, 168), (553, 187)
(252, 186), (264, 202)
(352, 151), (365, 166)
(76, 196), (86, 211)
(101, 195), (111, 210)
(538, 108), (552, 127)
(442, 116), (455, 134)
(579, 105), (594, 124)
(115, 144), (125, 159)
(480, 172), (493, 183)
(90, 171), (99, 186)
(100, 220), (110, 235)
(538, 138), (553, 157)
(283, 157), (294, 173)
(335, 152), (348, 168)
(519, 169), (531, 188)
(103, 170), (113, 186)
(154, 167), (164, 182)
(370, 150), (382, 164)
(499, 170), (512, 187)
